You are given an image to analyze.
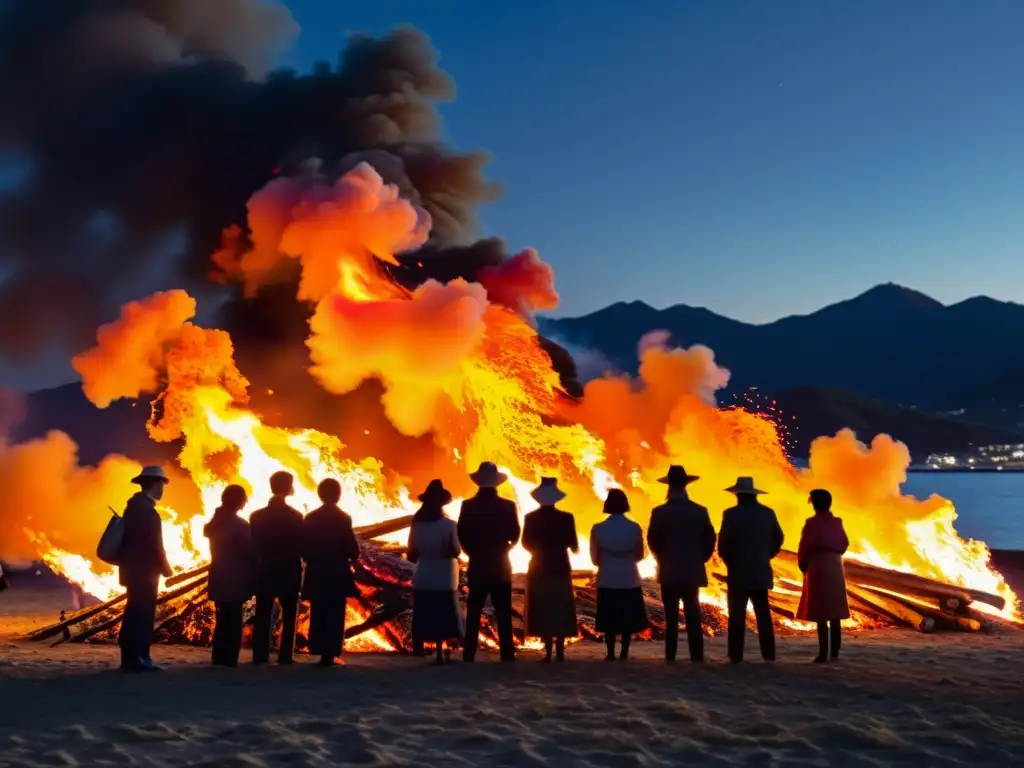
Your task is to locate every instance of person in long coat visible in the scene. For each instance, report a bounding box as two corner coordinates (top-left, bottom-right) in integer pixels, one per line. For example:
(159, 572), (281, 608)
(204, 484), (258, 668)
(408, 479), (464, 665)
(457, 462), (521, 662)
(117, 465), (173, 672)
(796, 488), (850, 662)
(646, 465), (716, 663)
(249, 470), (304, 665)
(590, 489), (648, 661)
(717, 476), (785, 664)
(301, 478), (361, 666)
(522, 478), (579, 662)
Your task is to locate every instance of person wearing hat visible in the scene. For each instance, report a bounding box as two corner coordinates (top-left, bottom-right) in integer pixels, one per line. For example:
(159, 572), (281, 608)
(301, 478), (361, 666)
(589, 488), (648, 661)
(117, 465), (173, 672)
(522, 477), (580, 662)
(204, 484), (258, 668)
(717, 476), (785, 664)
(647, 465), (716, 663)
(407, 479), (463, 665)
(457, 462), (521, 662)
(250, 470), (305, 665)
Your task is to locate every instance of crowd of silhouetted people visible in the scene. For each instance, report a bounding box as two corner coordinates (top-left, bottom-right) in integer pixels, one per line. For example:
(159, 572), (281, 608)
(111, 461), (851, 672)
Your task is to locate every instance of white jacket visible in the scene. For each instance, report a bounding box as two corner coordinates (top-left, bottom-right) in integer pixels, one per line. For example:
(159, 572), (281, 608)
(408, 517), (461, 591)
(589, 515), (645, 589)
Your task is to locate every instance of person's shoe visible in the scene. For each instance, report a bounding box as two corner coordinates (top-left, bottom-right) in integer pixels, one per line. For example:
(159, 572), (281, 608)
(540, 655), (552, 663)
(830, 655), (840, 662)
(604, 654), (616, 662)
(139, 659), (163, 672)
(278, 657), (294, 665)
(813, 655), (828, 663)
(555, 654), (566, 663)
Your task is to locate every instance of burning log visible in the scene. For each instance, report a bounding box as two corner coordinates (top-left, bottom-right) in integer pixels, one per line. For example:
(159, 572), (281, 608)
(25, 590), (129, 642)
(847, 585), (936, 633)
(353, 515), (414, 540)
(935, 611), (982, 632)
(775, 550), (1002, 611)
(165, 564), (212, 587)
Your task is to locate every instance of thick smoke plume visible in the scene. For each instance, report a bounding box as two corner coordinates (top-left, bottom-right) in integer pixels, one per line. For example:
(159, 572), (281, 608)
(0, 3), (500, 364)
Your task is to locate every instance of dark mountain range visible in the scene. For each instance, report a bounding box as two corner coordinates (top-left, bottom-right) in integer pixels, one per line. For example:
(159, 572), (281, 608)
(539, 283), (1024, 412)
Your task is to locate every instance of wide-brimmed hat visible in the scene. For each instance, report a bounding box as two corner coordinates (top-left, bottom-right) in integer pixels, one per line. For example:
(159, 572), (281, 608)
(418, 479), (453, 506)
(725, 476), (765, 495)
(530, 477), (566, 506)
(469, 461), (507, 488)
(658, 465), (699, 486)
(131, 465), (169, 485)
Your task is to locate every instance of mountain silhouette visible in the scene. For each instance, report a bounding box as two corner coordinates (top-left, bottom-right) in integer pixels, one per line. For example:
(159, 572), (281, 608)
(539, 283), (1024, 409)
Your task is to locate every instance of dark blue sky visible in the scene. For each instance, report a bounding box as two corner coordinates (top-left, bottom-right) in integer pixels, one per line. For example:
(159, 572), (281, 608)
(284, 0), (1024, 321)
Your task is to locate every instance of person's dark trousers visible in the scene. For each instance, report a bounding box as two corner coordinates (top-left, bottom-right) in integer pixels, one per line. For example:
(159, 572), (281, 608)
(118, 584), (158, 669)
(816, 620), (841, 660)
(662, 586), (704, 661)
(463, 581), (515, 661)
(726, 588), (775, 662)
(212, 601), (244, 667)
(252, 591), (298, 663)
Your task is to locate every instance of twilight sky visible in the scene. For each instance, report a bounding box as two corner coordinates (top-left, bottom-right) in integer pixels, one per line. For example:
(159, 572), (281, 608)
(284, 0), (1024, 321)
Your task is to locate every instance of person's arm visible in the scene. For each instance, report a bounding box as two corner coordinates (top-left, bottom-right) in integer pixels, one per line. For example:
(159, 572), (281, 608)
(646, 510), (663, 558)
(567, 515), (579, 555)
(521, 515), (537, 554)
(633, 523), (646, 562)
(770, 511), (785, 558)
(448, 521), (462, 559)
(151, 508), (172, 578)
(717, 509), (733, 565)
(701, 509), (717, 563)
(407, 523), (419, 564)
(796, 520), (811, 573)
(836, 519), (850, 555)
(456, 503), (471, 557)
(342, 516), (360, 561)
(589, 525), (600, 568)
(507, 504), (522, 548)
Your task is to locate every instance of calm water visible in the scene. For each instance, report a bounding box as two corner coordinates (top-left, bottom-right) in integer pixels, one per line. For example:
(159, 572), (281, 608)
(904, 472), (1024, 550)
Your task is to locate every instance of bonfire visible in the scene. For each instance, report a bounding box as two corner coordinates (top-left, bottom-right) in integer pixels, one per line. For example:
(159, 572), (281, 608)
(21, 161), (1022, 653)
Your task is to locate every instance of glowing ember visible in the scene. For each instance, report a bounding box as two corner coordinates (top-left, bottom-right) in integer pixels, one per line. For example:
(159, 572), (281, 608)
(20, 161), (1016, 637)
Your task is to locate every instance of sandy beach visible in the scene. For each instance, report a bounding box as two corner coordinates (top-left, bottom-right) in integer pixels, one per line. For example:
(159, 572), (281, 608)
(2, 580), (1023, 768)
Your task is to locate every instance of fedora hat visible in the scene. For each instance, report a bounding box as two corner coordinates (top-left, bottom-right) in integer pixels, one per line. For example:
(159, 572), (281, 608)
(530, 477), (566, 506)
(131, 465), (170, 485)
(658, 465), (699, 486)
(469, 461), (507, 488)
(417, 479), (453, 506)
(725, 476), (765, 495)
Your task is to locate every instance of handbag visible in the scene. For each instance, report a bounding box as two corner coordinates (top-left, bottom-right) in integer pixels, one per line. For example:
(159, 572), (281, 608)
(96, 506), (125, 565)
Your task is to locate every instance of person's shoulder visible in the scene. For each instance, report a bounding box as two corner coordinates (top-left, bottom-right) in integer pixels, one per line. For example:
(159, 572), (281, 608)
(499, 497), (517, 511)
(651, 501), (670, 515)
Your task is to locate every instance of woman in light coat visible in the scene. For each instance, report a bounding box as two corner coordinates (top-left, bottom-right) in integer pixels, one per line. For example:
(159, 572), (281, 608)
(796, 488), (850, 662)
(589, 489), (648, 661)
(408, 480), (464, 665)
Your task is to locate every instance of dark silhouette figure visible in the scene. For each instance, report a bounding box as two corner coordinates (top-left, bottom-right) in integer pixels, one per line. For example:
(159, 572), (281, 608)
(249, 471), (304, 664)
(797, 488), (850, 662)
(647, 465), (716, 662)
(457, 462), (521, 662)
(718, 476), (785, 664)
(204, 484), (258, 668)
(522, 478), (580, 662)
(302, 478), (361, 667)
(408, 479), (463, 665)
(590, 489), (648, 661)
(116, 465), (172, 672)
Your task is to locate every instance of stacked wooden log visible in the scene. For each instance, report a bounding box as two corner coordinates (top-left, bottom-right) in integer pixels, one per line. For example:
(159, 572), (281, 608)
(23, 516), (1013, 651)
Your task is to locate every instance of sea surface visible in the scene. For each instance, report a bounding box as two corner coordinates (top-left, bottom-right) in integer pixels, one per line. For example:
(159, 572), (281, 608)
(903, 472), (1024, 550)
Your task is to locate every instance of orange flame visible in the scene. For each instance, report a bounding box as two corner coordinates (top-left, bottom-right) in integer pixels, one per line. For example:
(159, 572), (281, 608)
(26, 161), (1017, 632)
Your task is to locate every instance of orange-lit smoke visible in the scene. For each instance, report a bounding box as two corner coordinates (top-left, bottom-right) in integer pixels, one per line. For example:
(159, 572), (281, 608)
(0, 430), (201, 568)
(478, 247), (559, 320)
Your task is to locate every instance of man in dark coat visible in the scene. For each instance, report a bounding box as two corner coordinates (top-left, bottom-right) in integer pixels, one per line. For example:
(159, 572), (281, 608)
(249, 470), (304, 664)
(301, 478), (361, 666)
(457, 462), (521, 662)
(646, 465), (716, 663)
(117, 465), (173, 672)
(717, 476), (785, 663)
